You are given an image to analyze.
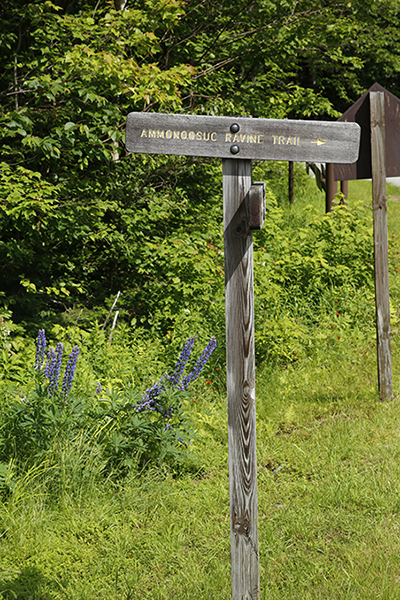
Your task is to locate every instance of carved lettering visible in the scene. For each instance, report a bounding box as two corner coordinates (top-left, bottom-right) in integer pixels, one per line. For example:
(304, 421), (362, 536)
(138, 127), (277, 146)
(272, 134), (301, 145)
(140, 128), (220, 142)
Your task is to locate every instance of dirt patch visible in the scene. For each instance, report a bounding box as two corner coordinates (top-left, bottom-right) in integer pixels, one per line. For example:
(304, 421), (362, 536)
(388, 195), (400, 202)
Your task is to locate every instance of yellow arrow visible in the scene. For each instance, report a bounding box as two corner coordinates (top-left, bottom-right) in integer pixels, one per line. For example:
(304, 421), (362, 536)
(311, 138), (327, 145)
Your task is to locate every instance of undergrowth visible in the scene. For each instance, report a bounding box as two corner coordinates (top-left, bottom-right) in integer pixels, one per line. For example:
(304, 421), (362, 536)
(1, 178), (400, 598)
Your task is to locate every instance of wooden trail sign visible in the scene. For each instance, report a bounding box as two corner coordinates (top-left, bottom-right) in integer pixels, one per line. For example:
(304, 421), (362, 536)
(126, 112), (360, 163)
(125, 111), (361, 600)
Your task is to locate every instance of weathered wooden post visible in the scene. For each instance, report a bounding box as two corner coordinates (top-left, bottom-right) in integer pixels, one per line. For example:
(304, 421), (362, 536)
(340, 179), (348, 200)
(333, 82), (400, 400)
(325, 162), (337, 212)
(288, 160), (294, 205)
(125, 112), (360, 599)
(223, 158), (259, 598)
(370, 91), (393, 400)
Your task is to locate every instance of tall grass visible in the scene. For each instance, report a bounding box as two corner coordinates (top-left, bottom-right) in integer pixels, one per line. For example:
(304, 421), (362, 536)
(1, 179), (400, 599)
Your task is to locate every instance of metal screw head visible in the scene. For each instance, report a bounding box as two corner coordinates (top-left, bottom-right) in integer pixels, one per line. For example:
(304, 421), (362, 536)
(230, 123), (240, 133)
(230, 144), (240, 155)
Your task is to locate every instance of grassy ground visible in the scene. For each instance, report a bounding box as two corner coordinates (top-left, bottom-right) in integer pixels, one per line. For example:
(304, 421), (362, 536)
(1, 180), (400, 599)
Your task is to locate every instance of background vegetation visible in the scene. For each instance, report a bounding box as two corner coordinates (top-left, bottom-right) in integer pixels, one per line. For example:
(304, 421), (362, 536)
(2, 0), (400, 598)
(1, 0), (400, 334)
(1, 180), (400, 599)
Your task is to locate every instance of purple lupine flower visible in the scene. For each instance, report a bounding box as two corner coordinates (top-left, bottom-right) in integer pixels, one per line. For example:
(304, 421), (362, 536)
(180, 336), (217, 390)
(48, 342), (63, 396)
(169, 336), (196, 386)
(136, 378), (167, 413)
(61, 345), (80, 398)
(136, 336), (217, 415)
(96, 381), (103, 393)
(35, 329), (47, 371)
(44, 346), (56, 379)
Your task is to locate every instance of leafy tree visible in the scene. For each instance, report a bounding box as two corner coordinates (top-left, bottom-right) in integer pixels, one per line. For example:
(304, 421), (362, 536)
(1, 0), (400, 338)
(0, 0), (222, 333)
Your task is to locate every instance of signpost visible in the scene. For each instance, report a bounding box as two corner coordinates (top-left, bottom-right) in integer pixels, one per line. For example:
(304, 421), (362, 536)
(370, 91), (392, 401)
(126, 111), (361, 600)
(331, 82), (400, 401)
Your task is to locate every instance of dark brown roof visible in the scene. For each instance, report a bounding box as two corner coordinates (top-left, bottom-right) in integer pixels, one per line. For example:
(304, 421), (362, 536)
(334, 82), (400, 181)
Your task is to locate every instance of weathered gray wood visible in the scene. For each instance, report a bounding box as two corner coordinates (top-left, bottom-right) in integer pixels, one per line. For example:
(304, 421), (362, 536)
(288, 160), (294, 205)
(370, 91), (393, 401)
(248, 182), (266, 230)
(223, 159), (259, 600)
(126, 112), (361, 163)
(325, 162), (337, 212)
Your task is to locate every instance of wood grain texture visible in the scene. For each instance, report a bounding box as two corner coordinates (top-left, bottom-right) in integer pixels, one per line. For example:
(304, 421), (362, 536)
(248, 182), (265, 230)
(223, 159), (259, 600)
(370, 91), (393, 401)
(126, 112), (361, 163)
(288, 160), (294, 205)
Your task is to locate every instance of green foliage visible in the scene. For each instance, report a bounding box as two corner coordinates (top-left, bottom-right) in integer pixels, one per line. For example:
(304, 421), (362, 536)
(1, 0), (400, 338)
(0, 326), (220, 477)
(2, 340), (400, 599)
(0, 378), (195, 475)
(253, 187), (375, 361)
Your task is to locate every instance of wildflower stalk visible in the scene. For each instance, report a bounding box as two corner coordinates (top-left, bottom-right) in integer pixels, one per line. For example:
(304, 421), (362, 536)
(136, 336), (217, 415)
(62, 346), (80, 398)
(48, 342), (63, 396)
(35, 329), (47, 371)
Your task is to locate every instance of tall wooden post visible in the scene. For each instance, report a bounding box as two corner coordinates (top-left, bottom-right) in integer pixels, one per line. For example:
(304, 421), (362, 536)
(340, 180), (348, 201)
(223, 159), (259, 600)
(126, 112), (361, 599)
(325, 162), (337, 212)
(370, 91), (393, 401)
(288, 160), (294, 205)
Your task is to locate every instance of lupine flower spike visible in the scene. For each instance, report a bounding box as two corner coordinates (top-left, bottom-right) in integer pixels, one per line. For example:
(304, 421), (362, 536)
(62, 346), (80, 398)
(44, 346), (56, 380)
(181, 337), (217, 390)
(35, 329), (80, 400)
(35, 329), (47, 371)
(136, 336), (217, 414)
(169, 336), (196, 386)
(48, 342), (63, 397)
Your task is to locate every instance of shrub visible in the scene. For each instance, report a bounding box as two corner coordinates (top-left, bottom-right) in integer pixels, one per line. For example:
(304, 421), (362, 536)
(0, 330), (217, 476)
